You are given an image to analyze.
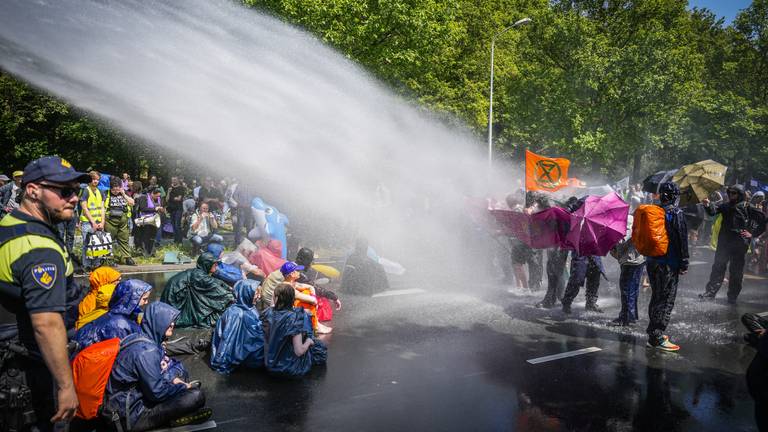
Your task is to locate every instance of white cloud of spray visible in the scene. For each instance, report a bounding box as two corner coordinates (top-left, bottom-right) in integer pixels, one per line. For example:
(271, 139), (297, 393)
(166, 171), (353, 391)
(0, 0), (523, 283)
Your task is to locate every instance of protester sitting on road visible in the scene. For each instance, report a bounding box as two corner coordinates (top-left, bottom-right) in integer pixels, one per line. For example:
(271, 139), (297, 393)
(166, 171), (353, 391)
(76, 266), (121, 329)
(74, 279), (152, 352)
(189, 202), (224, 255)
(249, 238), (286, 276)
(263, 283), (327, 377)
(341, 237), (390, 296)
(256, 260), (332, 332)
(209, 280), (265, 374)
(160, 252), (234, 328)
(295, 247), (342, 312)
(104, 302), (211, 431)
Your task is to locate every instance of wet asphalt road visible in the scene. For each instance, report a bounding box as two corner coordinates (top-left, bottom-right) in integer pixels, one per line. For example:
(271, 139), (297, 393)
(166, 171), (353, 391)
(141, 246), (763, 432)
(2, 246), (764, 431)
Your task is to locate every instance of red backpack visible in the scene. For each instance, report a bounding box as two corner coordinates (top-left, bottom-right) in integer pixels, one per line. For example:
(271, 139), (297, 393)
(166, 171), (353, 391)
(71, 338), (121, 420)
(71, 336), (152, 420)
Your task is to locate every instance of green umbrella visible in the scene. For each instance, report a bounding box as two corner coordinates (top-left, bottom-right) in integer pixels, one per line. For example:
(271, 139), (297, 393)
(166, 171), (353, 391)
(672, 160), (727, 205)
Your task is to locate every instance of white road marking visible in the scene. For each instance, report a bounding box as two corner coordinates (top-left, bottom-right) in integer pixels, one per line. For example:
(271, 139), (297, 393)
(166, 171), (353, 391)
(688, 261), (708, 265)
(526, 347), (602, 364)
(372, 288), (426, 297)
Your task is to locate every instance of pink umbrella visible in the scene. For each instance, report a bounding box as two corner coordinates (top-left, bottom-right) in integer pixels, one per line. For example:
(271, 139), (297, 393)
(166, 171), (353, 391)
(490, 207), (571, 249)
(564, 192), (629, 256)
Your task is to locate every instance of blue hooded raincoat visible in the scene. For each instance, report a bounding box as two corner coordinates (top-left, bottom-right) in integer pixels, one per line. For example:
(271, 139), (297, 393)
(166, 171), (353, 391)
(104, 302), (188, 429)
(263, 307), (327, 377)
(74, 279), (152, 352)
(209, 280), (265, 374)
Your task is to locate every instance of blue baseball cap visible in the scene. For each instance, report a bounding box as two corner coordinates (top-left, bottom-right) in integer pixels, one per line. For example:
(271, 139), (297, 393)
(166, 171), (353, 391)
(279, 261), (304, 275)
(22, 156), (90, 185)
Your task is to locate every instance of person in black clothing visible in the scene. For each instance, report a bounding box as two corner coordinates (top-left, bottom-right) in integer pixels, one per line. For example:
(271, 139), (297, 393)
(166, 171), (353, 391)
(166, 176), (187, 244)
(645, 182), (688, 351)
(197, 177), (223, 211)
(560, 196), (605, 314)
(700, 184), (752, 303)
(135, 188), (164, 257)
(535, 196), (570, 309)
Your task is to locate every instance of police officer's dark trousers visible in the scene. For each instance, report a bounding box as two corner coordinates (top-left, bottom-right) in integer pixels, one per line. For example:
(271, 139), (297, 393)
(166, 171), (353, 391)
(540, 248), (568, 306)
(646, 261), (679, 345)
(704, 237), (749, 301)
(561, 255), (601, 307)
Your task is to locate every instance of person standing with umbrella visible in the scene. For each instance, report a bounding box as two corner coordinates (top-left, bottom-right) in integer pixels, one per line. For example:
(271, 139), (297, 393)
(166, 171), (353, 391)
(560, 197), (605, 315)
(700, 185), (752, 303)
(644, 182), (688, 352)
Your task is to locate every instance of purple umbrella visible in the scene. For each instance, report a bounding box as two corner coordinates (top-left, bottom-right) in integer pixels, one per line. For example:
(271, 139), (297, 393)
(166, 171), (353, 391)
(490, 207), (571, 249)
(564, 192), (629, 256)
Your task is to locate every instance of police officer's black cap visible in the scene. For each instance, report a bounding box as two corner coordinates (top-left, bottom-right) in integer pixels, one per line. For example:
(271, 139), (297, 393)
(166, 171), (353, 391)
(21, 156), (91, 185)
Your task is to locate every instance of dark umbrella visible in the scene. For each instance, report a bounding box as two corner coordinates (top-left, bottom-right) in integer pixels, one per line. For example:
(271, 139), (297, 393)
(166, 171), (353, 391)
(642, 169), (678, 194)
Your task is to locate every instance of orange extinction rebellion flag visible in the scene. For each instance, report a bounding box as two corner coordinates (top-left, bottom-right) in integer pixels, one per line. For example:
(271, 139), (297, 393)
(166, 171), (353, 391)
(525, 149), (570, 192)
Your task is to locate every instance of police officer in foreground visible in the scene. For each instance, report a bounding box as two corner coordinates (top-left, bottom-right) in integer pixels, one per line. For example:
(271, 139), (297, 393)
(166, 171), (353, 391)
(0, 156), (90, 430)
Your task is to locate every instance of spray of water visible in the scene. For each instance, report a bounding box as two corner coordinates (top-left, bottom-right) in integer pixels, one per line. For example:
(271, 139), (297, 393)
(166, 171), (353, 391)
(0, 0), (522, 283)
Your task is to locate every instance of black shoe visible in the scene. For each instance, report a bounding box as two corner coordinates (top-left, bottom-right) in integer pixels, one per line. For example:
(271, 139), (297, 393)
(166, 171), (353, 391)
(535, 301), (555, 309)
(562, 304), (572, 314)
(124, 258), (137, 266)
(699, 293), (715, 301)
(585, 304), (604, 314)
(169, 408), (212, 428)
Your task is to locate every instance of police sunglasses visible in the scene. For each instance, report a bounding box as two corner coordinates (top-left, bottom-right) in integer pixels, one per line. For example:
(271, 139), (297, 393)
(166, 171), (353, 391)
(39, 183), (79, 198)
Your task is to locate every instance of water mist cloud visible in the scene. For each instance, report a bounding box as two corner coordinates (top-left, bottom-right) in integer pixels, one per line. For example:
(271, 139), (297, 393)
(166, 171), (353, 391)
(0, 0), (516, 277)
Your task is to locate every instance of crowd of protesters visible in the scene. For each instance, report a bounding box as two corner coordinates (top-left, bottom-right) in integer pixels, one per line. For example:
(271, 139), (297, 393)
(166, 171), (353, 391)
(0, 160), (365, 431)
(4, 156), (768, 430)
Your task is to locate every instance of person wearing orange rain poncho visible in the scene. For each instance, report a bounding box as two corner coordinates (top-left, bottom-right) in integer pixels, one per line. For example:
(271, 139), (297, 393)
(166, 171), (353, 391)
(76, 266), (121, 329)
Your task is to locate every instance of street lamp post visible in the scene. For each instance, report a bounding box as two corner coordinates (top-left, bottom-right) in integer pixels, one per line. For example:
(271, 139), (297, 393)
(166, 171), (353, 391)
(487, 17), (532, 171)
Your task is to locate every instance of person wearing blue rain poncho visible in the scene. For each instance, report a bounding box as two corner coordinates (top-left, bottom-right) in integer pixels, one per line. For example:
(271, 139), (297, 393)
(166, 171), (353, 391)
(210, 280), (265, 374)
(73, 279), (151, 353)
(104, 302), (211, 431)
(263, 283), (327, 377)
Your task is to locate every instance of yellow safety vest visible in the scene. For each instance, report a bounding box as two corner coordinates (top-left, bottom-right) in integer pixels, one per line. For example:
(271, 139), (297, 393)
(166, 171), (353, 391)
(0, 213), (74, 298)
(80, 187), (104, 223)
